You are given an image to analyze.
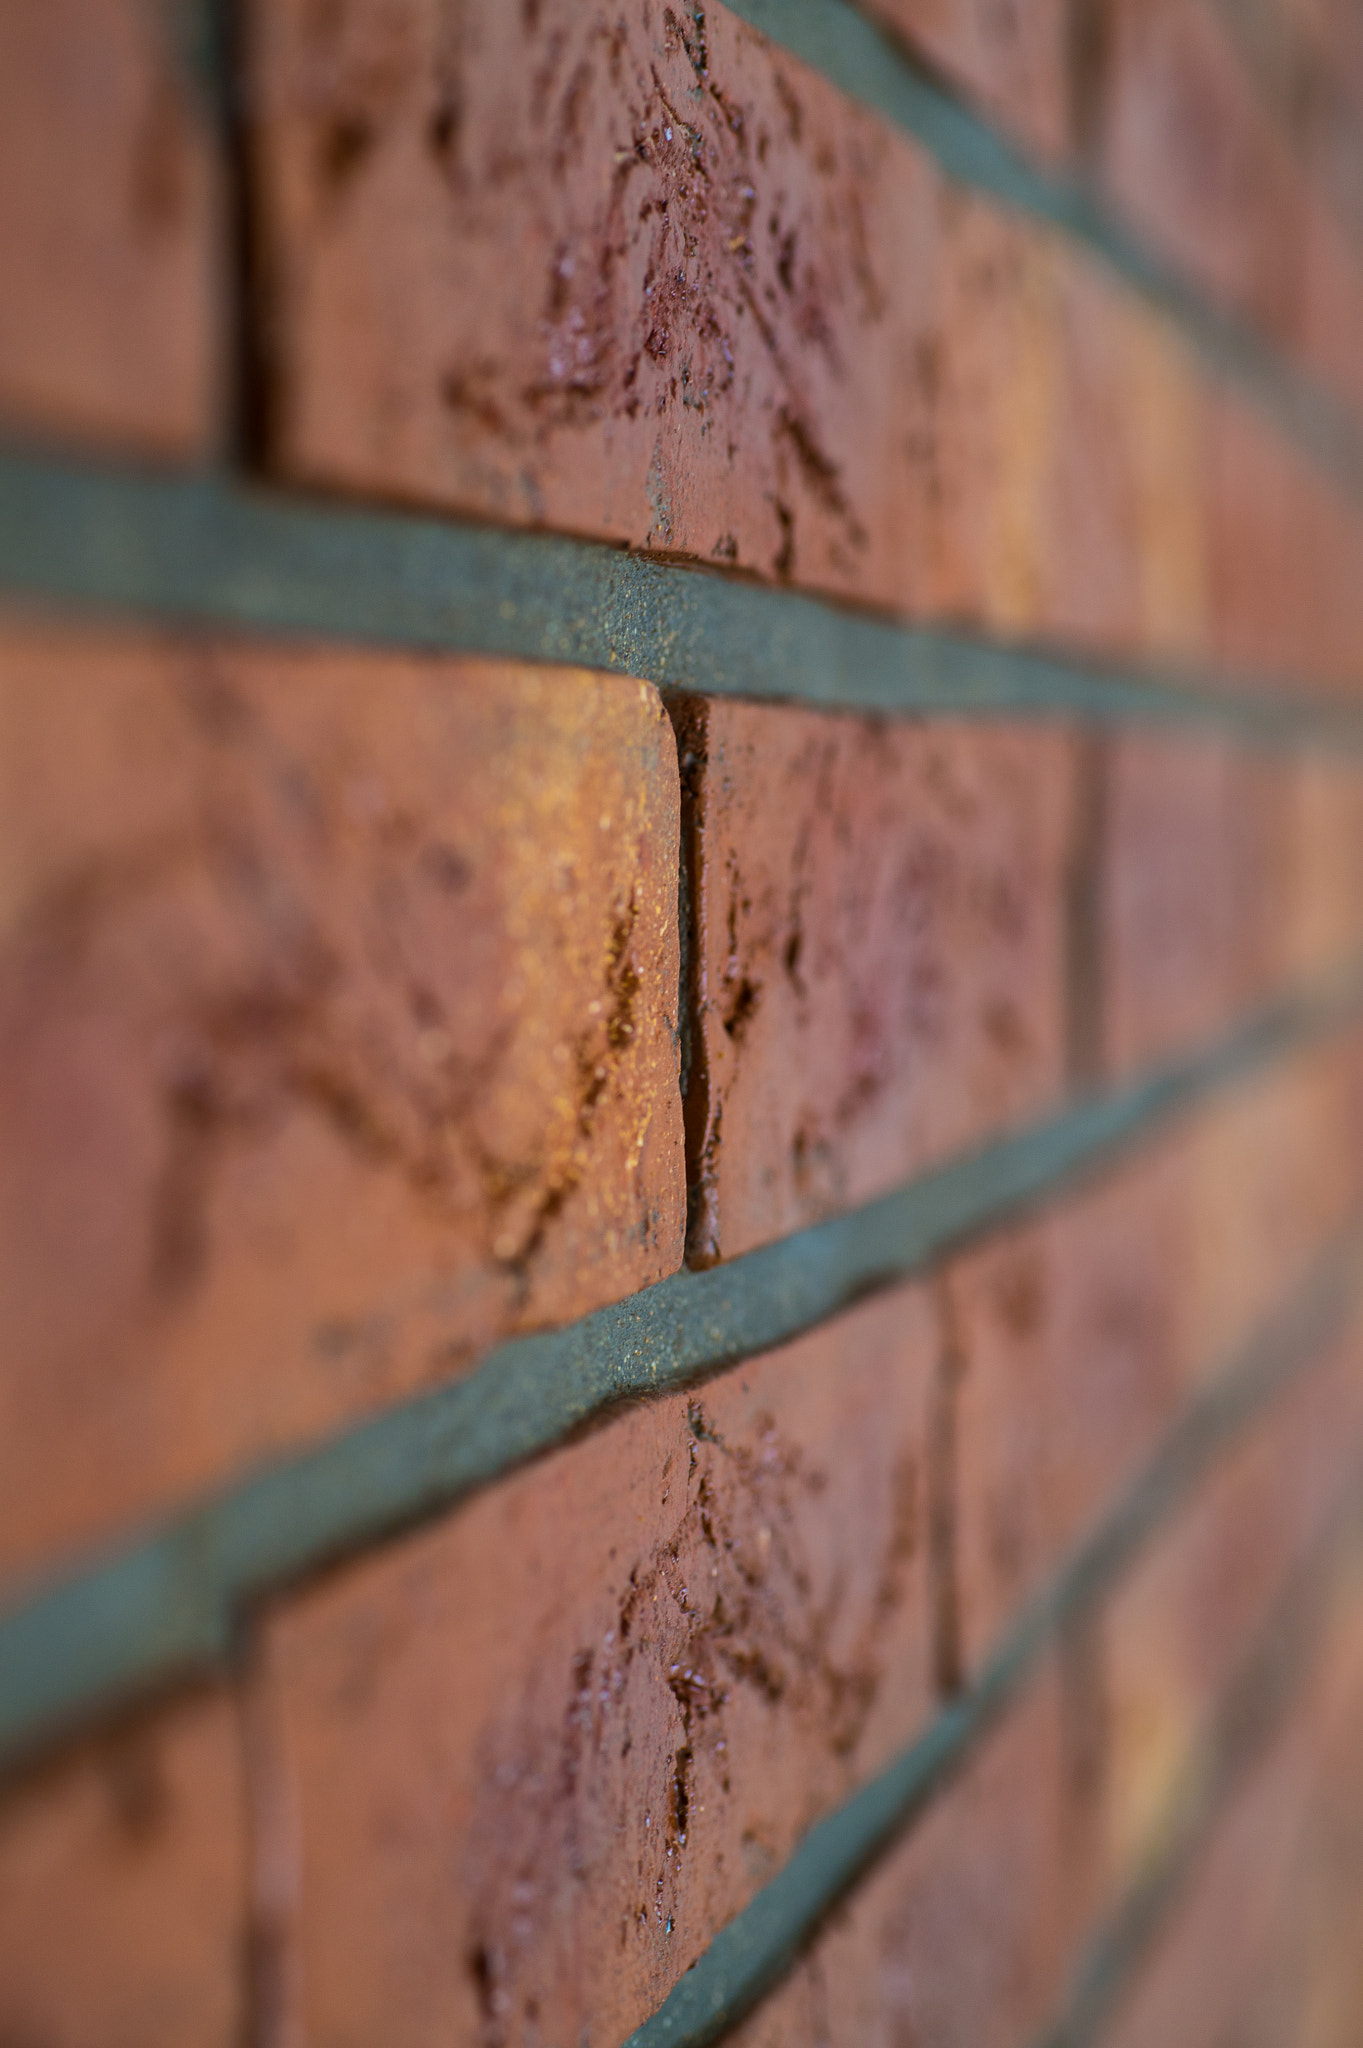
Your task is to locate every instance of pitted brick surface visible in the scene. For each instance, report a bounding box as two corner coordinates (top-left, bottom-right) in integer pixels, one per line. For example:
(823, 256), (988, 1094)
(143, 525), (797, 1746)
(262, 1288), (934, 2048)
(674, 700), (1074, 1262)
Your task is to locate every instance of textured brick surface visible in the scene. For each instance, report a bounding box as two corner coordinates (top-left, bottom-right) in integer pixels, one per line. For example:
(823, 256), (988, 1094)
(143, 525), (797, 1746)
(728, 1659), (1096, 2048)
(675, 700), (1074, 1261)
(0, 0), (221, 454)
(0, 1691), (246, 2048)
(252, 0), (1356, 677)
(0, 621), (683, 1584)
(260, 1287), (934, 2048)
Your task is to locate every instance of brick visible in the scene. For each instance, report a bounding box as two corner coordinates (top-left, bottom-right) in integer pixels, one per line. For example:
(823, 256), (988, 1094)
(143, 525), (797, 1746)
(729, 1656), (1096, 2048)
(1101, 1557), (1363, 2048)
(1211, 1553), (1363, 2046)
(0, 620), (683, 1584)
(0, 1690), (247, 2048)
(1093, 0), (1308, 349)
(0, 0), (222, 455)
(1100, 1324), (1363, 1889)
(260, 1287), (935, 2048)
(1203, 389), (1363, 697)
(676, 701), (1074, 1262)
(1101, 738), (1363, 1078)
(860, 0), (1073, 162)
(950, 1035), (1363, 1669)
(250, 0), (1286, 675)
(1101, 1707), (1317, 2048)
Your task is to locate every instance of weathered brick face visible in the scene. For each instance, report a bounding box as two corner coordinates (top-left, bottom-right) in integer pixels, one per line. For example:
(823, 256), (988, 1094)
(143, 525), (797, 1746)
(260, 1288), (935, 2047)
(0, 623), (683, 1579)
(674, 700), (1074, 1261)
(7, 0), (1363, 2041)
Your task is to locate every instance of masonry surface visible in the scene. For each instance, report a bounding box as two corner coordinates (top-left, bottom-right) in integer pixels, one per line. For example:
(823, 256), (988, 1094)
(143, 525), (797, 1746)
(5, 1), (1363, 2045)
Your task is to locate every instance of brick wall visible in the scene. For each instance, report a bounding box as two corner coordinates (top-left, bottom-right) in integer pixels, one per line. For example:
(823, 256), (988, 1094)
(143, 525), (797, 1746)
(3, 3), (1363, 2045)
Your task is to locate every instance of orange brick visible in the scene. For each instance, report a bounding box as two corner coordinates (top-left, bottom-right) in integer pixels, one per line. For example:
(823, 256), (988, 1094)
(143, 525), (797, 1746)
(0, 0), (222, 455)
(0, 620), (683, 1584)
(0, 1690), (247, 2048)
(678, 702), (1073, 1262)
(261, 1287), (935, 2048)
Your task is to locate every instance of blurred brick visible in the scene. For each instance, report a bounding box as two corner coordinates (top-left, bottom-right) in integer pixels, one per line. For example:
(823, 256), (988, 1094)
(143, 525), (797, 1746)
(676, 700), (1074, 1262)
(1093, 0), (1307, 348)
(0, 1690), (246, 2048)
(861, 0), (1073, 161)
(729, 1656), (1095, 2048)
(0, 620), (683, 1585)
(950, 1035), (1363, 1669)
(1101, 1323), (1363, 1889)
(1101, 737), (1363, 1078)
(0, 0), (222, 455)
(1209, 1548), (1363, 2048)
(262, 1287), (935, 2048)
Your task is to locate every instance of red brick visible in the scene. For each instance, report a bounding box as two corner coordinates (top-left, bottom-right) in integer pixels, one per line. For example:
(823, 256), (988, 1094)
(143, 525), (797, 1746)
(260, 1287), (935, 2048)
(729, 1656), (1096, 2048)
(678, 702), (1074, 1262)
(950, 1036), (1363, 1669)
(1101, 738), (1363, 1079)
(0, 1690), (247, 2048)
(1094, 0), (1307, 349)
(252, 0), (1303, 677)
(1210, 1553), (1363, 2045)
(1100, 1323), (1363, 1888)
(0, 620), (683, 1584)
(1101, 1707), (1318, 2048)
(1101, 1555), (1363, 2048)
(0, 0), (222, 455)
(861, 0), (1072, 161)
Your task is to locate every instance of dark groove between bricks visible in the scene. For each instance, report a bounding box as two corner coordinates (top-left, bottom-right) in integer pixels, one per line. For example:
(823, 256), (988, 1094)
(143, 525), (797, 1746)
(2, 948), (1363, 1775)
(1029, 1472), (1363, 2048)
(724, 0), (1363, 508)
(4, 447), (1363, 753)
(623, 1224), (1363, 2048)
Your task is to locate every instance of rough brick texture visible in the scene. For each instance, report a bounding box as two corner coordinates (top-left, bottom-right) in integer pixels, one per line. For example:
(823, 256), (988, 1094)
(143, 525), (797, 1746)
(249, 0), (1363, 695)
(0, 620), (683, 1582)
(675, 700), (1074, 1261)
(8, 0), (1363, 2042)
(259, 1289), (934, 2047)
(0, 0), (222, 455)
